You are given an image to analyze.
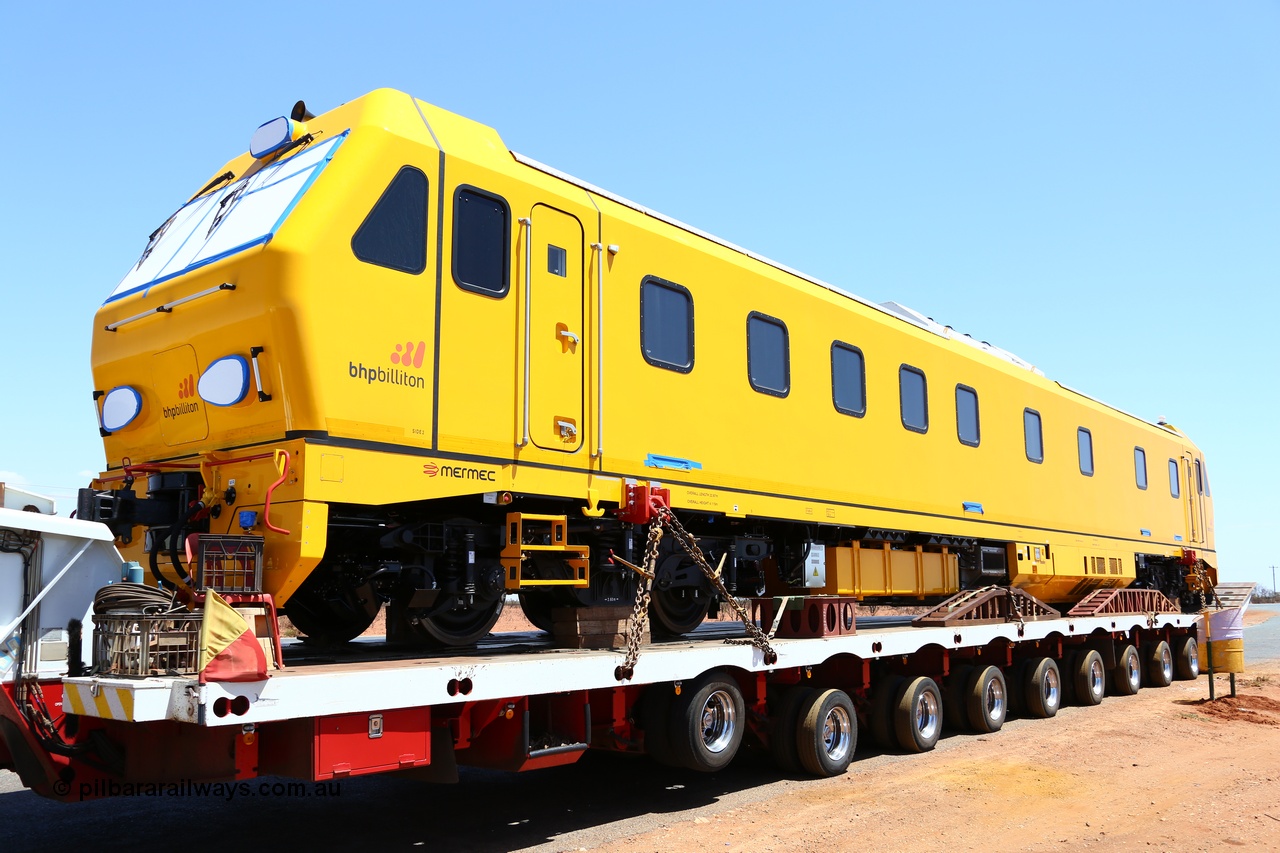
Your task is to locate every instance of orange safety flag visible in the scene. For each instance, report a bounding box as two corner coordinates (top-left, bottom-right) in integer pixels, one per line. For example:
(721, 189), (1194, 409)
(198, 590), (268, 683)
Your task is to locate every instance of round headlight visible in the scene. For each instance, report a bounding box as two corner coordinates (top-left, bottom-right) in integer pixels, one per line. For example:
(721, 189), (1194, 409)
(198, 355), (251, 407)
(101, 386), (142, 432)
(250, 116), (295, 159)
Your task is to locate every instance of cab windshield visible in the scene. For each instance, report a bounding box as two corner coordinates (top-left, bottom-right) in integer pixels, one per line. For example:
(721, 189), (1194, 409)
(106, 132), (347, 303)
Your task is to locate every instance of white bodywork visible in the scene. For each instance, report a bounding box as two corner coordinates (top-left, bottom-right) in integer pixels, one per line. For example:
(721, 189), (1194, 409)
(0, 509), (122, 682)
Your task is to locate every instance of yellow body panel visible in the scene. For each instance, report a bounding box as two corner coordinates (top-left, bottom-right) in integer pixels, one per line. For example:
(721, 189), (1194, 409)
(90, 89), (1216, 607)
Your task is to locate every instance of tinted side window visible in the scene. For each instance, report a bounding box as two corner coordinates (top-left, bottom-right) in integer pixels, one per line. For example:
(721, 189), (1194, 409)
(1169, 459), (1180, 498)
(899, 365), (928, 433)
(747, 313), (789, 396)
(640, 277), (693, 372)
(831, 343), (866, 416)
(1194, 459), (1204, 495)
(453, 187), (510, 296)
(956, 384), (979, 446)
(1134, 447), (1148, 489)
(351, 166), (428, 273)
(1078, 428), (1093, 476)
(1024, 409), (1043, 463)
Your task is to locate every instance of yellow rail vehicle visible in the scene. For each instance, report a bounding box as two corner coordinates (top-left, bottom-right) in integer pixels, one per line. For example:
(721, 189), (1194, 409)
(82, 90), (1217, 644)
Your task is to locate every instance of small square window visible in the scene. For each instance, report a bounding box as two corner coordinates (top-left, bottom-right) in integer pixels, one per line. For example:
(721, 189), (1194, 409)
(831, 343), (866, 417)
(1024, 409), (1043, 463)
(640, 277), (694, 372)
(747, 313), (789, 396)
(956, 385), (979, 446)
(1078, 428), (1093, 476)
(547, 244), (566, 277)
(899, 366), (928, 433)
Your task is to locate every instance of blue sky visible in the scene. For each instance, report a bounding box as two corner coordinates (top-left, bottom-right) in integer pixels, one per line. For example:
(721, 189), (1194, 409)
(2, 2), (1277, 589)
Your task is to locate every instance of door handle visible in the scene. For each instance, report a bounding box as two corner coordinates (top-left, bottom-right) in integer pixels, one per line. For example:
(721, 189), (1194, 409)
(558, 329), (579, 346)
(557, 420), (578, 438)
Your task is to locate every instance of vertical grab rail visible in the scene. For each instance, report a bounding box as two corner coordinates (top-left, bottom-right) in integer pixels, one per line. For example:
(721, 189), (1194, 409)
(590, 242), (605, 458)
(518, 216), (533, 448)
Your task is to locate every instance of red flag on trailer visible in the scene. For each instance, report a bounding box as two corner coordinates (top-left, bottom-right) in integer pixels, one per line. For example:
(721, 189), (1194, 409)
(198, 589), (268, 683)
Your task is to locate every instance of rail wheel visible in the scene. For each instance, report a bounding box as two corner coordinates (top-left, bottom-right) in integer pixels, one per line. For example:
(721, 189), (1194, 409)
(1111, 644), (1142, 696)
(1144, 640), (1174, 687)
(870, 674), (907, 748)
(669, 671), (745, 772)
(769, 686), (815, 774)
(1024, 657), (1062, 718)
(516, 556), (584, 632)
(650, 586), (711, 638)
(285, 572), (381, 645)
(1073, 649), (1106, 705)
(641, 684), (680, 767)
(1173, 635), (1199, 680)
(650, 550), (712, 638)
(796, 689), (857, 776)
(893, 676), (942, 753)
(965, 665), (1007, 733)
(945, 664), (975, 732)
(404, 594), (505, 646)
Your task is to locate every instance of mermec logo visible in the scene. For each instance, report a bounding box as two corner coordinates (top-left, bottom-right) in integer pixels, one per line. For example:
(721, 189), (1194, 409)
(424, 462), (497, 482)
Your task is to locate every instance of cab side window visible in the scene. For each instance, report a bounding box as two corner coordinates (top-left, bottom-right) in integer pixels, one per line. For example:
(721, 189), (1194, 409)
(453, 187), (510, 296)
(352, 166), (429, 274)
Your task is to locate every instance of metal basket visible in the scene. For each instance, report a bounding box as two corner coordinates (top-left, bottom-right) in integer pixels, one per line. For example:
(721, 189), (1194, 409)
(195, 534), (264, 594)
(94, 611), (203, 677)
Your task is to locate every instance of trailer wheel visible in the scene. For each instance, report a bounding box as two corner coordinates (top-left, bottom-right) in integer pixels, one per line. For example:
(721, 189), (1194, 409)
(1024, 657), (1061, 719)
(1005, 660), (1029, 718)
(769, 686), (815, 774)
(669, 672), (745, 772)
(796, 689), (857, 776)
(965, 666), (1007, 733)
(1111, 644), (1142, 696)
(945, 665), (974, 732)
(1073, 649), (1106, 705)
(641, 684), (680, 767)
(893, 677), (942, 753)
(870, 674), (907, 748)
(1173, 635), (1199, 680)
(1143, 641), (1174, 687)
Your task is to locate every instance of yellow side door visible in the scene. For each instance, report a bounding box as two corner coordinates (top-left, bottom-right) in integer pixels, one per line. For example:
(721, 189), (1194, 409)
(527, 204), (586, 452)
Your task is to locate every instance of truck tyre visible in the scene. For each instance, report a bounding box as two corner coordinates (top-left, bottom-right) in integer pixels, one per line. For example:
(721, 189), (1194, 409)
(669, 671), (745, 772)
(641, 684), (679, 766)
(1173, 635), (1199, 680)
(796, 689), (857, 777)
(1073, 649), (1106, 705)
(945, 664), (975, 732)
(870, 674), (907, 749)
(769, 686), (815, 774)
(893, 676), (943, 753)
(1111, 644), (1142, 696)
(1144, 640), (1174, 687)
(965, 665), (1007, 733)
(1024, 657), (1062, 719)
(1005, 660), (1029, 718)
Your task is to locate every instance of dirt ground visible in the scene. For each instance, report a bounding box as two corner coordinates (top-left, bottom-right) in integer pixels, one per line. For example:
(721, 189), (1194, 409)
(580, 608), (1280, 853)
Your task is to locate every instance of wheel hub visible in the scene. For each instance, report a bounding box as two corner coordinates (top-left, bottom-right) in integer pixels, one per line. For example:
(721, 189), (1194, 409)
(700, 689), (738, 753)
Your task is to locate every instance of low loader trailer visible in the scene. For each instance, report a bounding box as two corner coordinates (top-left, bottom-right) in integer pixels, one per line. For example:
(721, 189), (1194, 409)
(0, 507), (1203, 801)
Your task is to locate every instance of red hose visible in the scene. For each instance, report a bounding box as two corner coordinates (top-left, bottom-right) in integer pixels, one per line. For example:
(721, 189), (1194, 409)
(263, 449), (291, 534)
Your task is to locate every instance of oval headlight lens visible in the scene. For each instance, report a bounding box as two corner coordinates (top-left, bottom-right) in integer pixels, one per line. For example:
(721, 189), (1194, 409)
(198, 355), (251, 407)
(250, 116), (294, 159)
(101, 386), (142, 432)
